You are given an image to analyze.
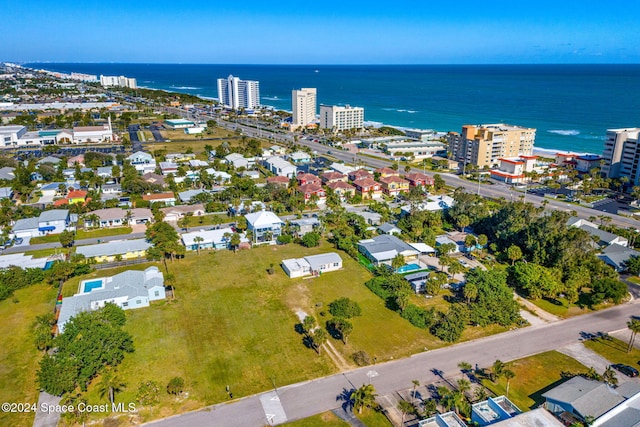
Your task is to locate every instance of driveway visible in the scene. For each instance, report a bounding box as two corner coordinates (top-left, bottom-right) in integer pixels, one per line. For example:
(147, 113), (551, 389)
(558, 342), (639, 384)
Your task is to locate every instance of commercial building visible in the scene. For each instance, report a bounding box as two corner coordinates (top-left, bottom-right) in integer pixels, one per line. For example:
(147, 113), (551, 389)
(291, 88), (316, 130)
(217, 75), (260, 110)
(448, 124), (536, 169)
(602, 128), (640, 185)
(319, 105), (364, 132)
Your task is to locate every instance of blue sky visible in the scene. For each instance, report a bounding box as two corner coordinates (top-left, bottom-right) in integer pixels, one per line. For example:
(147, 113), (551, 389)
(2, 0), (639, 64)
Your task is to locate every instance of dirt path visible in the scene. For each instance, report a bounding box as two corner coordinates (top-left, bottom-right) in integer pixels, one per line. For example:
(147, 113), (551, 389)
(322, 339), (352, 372)
(514, 293), (561, 323)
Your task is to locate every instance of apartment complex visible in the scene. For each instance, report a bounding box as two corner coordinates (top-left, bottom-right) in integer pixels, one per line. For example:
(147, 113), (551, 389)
(99, 75), (137, 89)
(291, 88), (317, 130)
(602, 128), (640, 185)
(217, 74), (260, 110)
(319, 105), (364, 132)
(448, 123), (536, 168)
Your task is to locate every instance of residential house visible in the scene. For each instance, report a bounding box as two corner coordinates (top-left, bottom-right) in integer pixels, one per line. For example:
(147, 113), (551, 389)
(330, 162), (355, 175)
(404, 271), (430, 293)
(142, 192), (176, 206)
(127, 151), (156, 174)
(270, 145), (286, 155)
(160, 204), (205, 222)
(568, 218), (628, 247)
(178, 189), (210, 204)
(321, 171), (346, 183)
(67, 190), (87, 205)
(166, 153), (196, 163)
(400, 195), (455, 216)
(100, 183), (122, 200)
(288, 151), (311, 164)
(181, 228), (234, 251)
(159, 161), (179, 176)
(129, 208), (153, 224)
(189, 159), (209, 168)
(418, 412), (466, 427)
(204, 169), (232, 183)
(288, 217), (321, 237)
(12, 209), (74, 239)
(375, 167), (399, 178)
(471, 396), (521, 426)
(86, 208), (126, 228)
(326, 181), (355, 199)
(243, 170), (260, 179)
(96, 166), (116, 179)
(542, 376), (640, 426)
(348, 169), (372, 182)
(225, 153), (254, 169)
(245, 210), (284, 244)
(38, 156), (62, 165)
(378, 222), (402, 235)
(435, 234), (462, 253)
(357, 234), (419, 266)
(405, 172), (434, 188)
(282, 253), (343, 278)
(58, 267), (165, 333)
(264, 156), (297, 178)
(75, 239), (151, 263)
(353, 177), (382, 199)
(67, 154), (84, 167)
(299, 183), (326, 204)
(141, 172), (166, 188)
(0, 253), (53, 270)
(379, 175), (409, 196)
(0, 166), (15, 181)
(266, 176), (290, 187)
(354, 210), (382, 226)
(599, 243), (640, 272)
(297, 172), (321, 186)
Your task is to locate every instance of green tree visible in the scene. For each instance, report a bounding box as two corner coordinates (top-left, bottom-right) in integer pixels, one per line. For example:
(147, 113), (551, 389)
(301, 231), (321, 247)
(491, 360), (505, 382)
(302, 315), (316, 335)
(391, 253), (406, 271)
(503, 369), (515, 397)
(506, 244), (523, 265)
(311, 328), (327, 354)
(167, 376), (185, 396)
(33, 313), (55, 353)
(603, 366), (618, 387)
(59, 230), (75, 248)
(98, 369), (126, 404)
(411, 380), (420, 403)
(397, 399), (415, 425)
(350, 384), (378, 414)
(508, 262), (563, 300)
(193, 236), (204, 255)
(463, 282), (478, 305)
(327, 317), (354, 344)
(624, 256), (640, 275)
(627, 319), (640, 353)
(328, 297), (362, 318)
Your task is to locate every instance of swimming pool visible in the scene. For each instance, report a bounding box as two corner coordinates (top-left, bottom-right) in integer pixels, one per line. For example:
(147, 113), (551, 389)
(397, 263), (421, 273)
(83, 279), (104, 293)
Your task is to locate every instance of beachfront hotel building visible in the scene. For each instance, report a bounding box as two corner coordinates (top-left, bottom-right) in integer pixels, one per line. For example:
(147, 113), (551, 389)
(291, 88), (317, 130)
(602, 128), (640, 185)
(448, 123), (536, 169)
(99, 75), (137, 89)
(217, 75), (260, 110)
(319, 105), (364, 132)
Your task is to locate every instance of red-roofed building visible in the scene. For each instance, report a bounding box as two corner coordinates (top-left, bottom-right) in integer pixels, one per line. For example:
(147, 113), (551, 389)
(405, 172), (435, 188)
(353, 177), (382, 199)
(296, 172), (321, 186)
(142, 192), (176, 206)
(266, 176), (290, 187)
(375, 167), (399, 178)
(326, 181), (355, 199)
(299, 183), (326, 204)
(378, 175), (409, 196)
(348, 169), (372, 182)
(321, 171), (346, 184)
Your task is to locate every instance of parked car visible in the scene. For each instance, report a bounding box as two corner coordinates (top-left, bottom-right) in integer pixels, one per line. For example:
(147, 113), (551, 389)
(612, 364), (639, 377)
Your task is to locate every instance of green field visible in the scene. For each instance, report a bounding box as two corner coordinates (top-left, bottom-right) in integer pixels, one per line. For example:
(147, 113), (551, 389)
(528, 295), (613, 318)
(0, 284), (58, 427)
(29, 227), (132, 244)
(282, 412), (350, 427)
(481, 351), (589, 411)
(584, 336), (640, 367)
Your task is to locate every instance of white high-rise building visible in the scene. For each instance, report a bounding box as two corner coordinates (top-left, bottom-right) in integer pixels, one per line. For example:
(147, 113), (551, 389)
(319, 105), (364, 132)
(99, 75), (136, 89)
(291, 88), (316, 130)
(217, 75), (260, 110)
(602, 128), (640, 185)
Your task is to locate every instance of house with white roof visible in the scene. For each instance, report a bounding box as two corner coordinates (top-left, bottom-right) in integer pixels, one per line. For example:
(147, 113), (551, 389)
(159, 161), (179, 176)
(225, 153), (254, 169)
(264, 156), (297, 178)
(11, 209), (73, 239)
(282, 253), (343, 278)
(160, 204), (205, 222)
(181, 228), (234, 251)
(58, 267), (165, 333)
(245, 210), (284, 244)
(204, 169), (232, 183)
(400, 195), (455, 217)
(127, 151), (156, 174)
(75, 239), (151, 263)
(287, 151), (311, 164)
(358, 234), (419, 266)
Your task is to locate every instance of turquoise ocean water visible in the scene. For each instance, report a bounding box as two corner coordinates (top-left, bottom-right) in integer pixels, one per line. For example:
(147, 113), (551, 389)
(27, 63), (640, 154)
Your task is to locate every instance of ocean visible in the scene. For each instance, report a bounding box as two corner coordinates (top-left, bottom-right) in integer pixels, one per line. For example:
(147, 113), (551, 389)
(26, 63), (640, 154)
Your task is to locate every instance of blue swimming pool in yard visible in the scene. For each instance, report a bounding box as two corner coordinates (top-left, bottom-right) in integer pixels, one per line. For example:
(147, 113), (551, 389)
(83, 279), (103, 293)
(397, 263), (421, 273)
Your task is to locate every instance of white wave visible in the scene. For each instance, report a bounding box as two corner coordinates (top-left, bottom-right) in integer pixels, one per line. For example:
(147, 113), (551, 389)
(548, 129), (580, 136)
(262, 96), (279, 100)
(407, 110), (418, 113)
(397, 109), (406, 112)
(170, 85), (201, 90)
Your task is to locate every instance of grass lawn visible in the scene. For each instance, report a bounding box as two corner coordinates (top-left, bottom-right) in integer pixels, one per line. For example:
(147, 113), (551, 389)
(627, 276), (640, 285)
(282, 412), (350, 427)
(356, 409), (393, 427)
(24, 247), (69, 258)
(481, 351), (589, 411)
(182, 213), (230, 227)
(583, 336), (640, 367)
(29, 227), (133, 244)
(0, 284), (58, 427)
(527, 295), (612, 318)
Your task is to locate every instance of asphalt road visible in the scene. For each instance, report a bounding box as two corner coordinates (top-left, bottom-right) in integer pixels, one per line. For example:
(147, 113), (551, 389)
(146, 299), (640, 427)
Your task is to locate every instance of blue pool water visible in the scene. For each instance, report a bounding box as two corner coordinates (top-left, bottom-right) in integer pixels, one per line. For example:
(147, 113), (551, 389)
(83, 279), (103, 293)
(397, 264), (421, 273)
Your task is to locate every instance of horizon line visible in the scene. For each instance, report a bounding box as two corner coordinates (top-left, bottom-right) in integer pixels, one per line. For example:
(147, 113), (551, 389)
(14, 61), (640, 67)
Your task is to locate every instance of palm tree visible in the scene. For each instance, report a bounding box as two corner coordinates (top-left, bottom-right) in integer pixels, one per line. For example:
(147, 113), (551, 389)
(397, 399), (414, 425)
(603, 366), (618, 387)
(165, 273), (176, 300)
(193, 236), (204, 255)
(492, 359), (505, 382)
(458, 361), (472, 374)
(503, 369), (515, 397)
(97, 369), (126, 405)
(411, 380), (420, 403)
(350, 384), (377, 414)
(457, 378), (471, 395)
(627, 319), (640, 353)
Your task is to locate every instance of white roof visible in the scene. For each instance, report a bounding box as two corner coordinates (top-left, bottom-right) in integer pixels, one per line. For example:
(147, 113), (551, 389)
(409, 242), (436, 253)
(181, 228), (233, 246)
(282, 257), (310, 272)
(245, 210), (283, 228)
(75, 239), (151, 258)
(305, 252), (342, 270)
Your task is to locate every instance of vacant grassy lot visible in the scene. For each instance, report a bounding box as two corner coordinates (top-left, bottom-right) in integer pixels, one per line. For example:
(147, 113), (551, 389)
(584, 336), (640, 367)
(481, 351), (589, 411)
(30, 227), (133, 244)
(0, 284), (58, 427)
(528, 295), (613, 318)
(283, 412), (350, 427)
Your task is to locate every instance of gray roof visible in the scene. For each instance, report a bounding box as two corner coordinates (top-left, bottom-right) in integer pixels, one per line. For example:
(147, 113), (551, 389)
(305, 253), (342, 271)
(289, 218), (320, 227)
(378, 222), (401, 233)
(75, 239), (151, 258)
(179, 189), (208, 202)
(0, 166), (15, 180)
(39, 209), (69, 223)
(490, 408), (563, 426)
(542, 376), (626, 419)
(599, 243), (640, 271)
(580, 225), (624, 245)
(0, 187), (12, 198)
(38, 156), (62, 164)
(358, 234), (418, 261)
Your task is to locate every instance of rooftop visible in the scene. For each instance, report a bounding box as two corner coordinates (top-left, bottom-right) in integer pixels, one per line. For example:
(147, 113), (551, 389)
(75, 239), (151, 258)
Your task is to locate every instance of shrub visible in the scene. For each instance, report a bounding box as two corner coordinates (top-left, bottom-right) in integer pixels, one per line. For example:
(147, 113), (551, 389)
(352, 350), (371, 367)
(137, 380), (160, 406)
(301, 232), (321, 247)
(277, 234), (292, 245)
(329, 297), (362, 318)
(400, 305), (435, 329)
(167, 377), (185, 396)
